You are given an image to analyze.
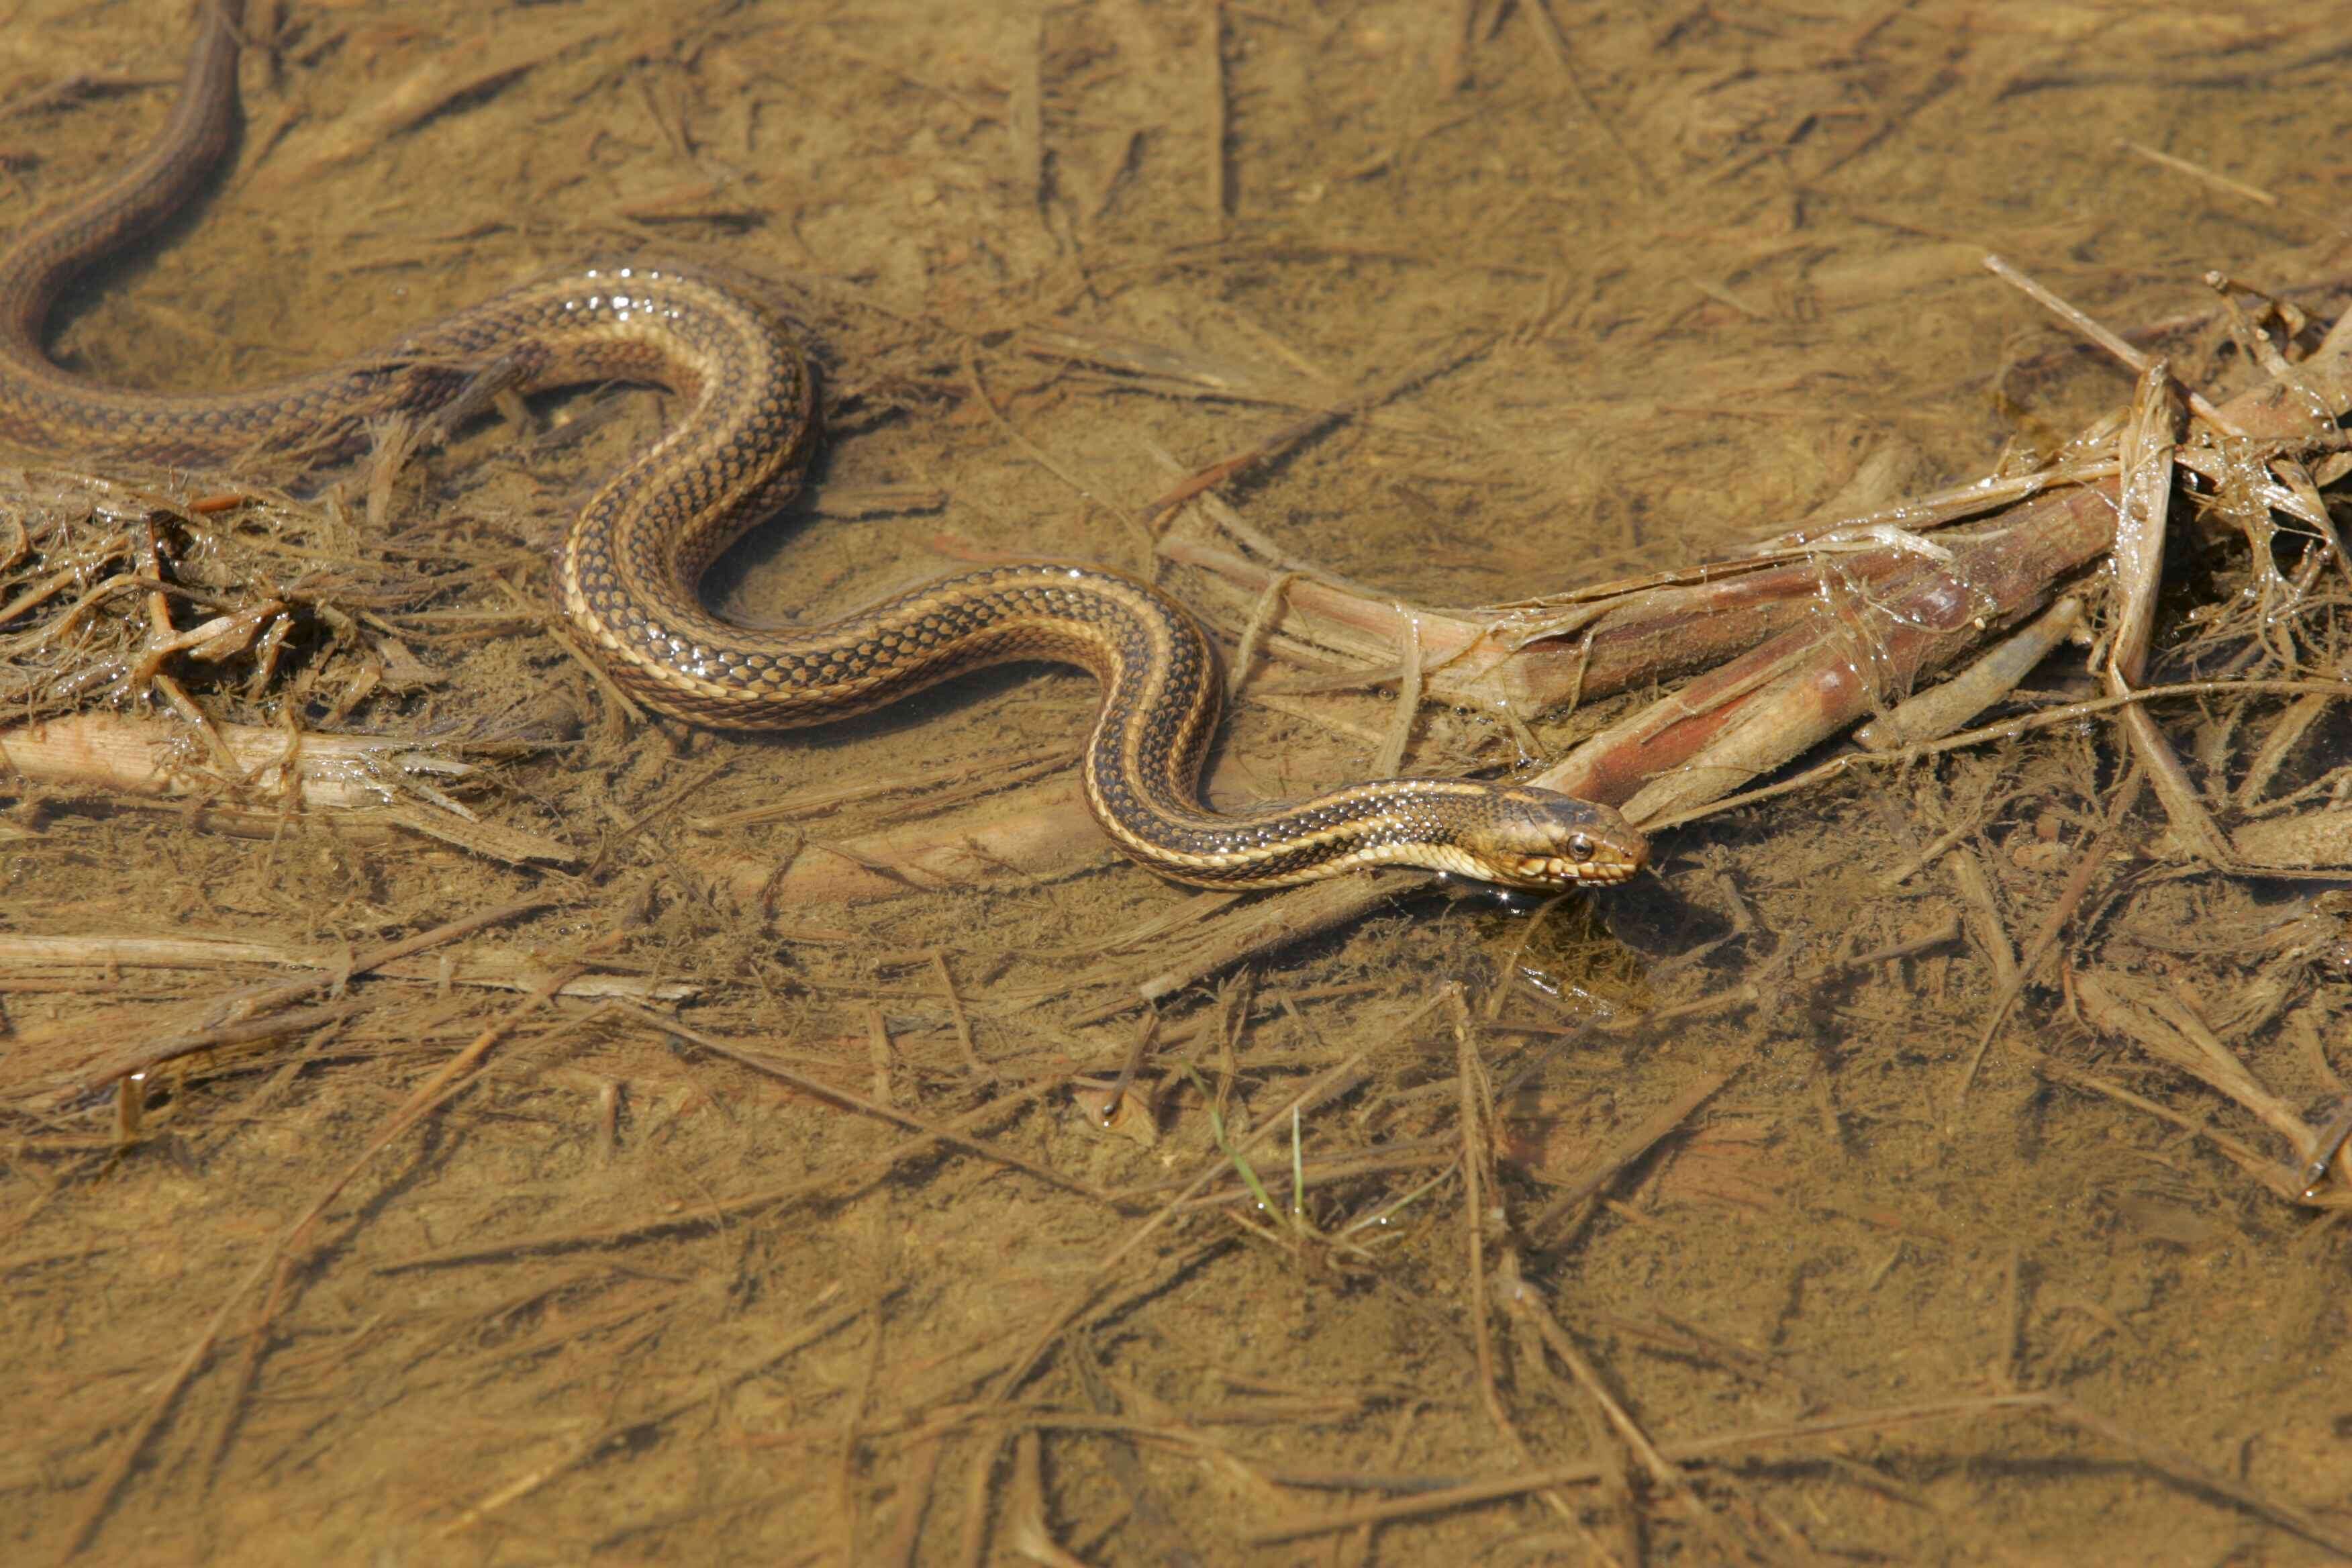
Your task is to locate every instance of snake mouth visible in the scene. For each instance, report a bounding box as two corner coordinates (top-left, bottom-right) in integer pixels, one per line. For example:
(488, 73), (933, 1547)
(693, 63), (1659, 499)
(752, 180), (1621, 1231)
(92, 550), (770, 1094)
(1499, 850), (1646, 888)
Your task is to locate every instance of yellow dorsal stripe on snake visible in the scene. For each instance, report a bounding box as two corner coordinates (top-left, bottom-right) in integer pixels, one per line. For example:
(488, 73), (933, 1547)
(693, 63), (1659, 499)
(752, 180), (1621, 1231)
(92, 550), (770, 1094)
(0, 0), (1648, 891)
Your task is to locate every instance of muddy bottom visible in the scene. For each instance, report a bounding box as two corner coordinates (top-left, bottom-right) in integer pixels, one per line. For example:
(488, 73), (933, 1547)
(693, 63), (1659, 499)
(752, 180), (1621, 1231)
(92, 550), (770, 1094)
(5, 1), (2352, 1564)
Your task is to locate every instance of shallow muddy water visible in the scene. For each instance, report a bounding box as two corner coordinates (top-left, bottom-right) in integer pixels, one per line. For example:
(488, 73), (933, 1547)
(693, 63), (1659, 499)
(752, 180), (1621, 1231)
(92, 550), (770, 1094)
(5, 1), (2352, 1563)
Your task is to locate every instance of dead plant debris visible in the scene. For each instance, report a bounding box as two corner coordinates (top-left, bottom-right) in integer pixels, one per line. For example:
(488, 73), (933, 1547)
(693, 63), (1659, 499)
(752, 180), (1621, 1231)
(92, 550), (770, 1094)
(7, 1), (2352, 1563)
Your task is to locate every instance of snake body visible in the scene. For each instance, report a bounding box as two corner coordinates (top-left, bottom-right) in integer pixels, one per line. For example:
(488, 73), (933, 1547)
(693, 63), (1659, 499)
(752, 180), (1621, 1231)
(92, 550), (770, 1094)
(0, 1), (1647, 891)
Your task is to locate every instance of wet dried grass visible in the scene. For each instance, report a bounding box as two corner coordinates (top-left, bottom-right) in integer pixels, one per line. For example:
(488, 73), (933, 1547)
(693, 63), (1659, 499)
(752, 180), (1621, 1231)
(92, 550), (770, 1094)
(8, 1), (2352, 1565)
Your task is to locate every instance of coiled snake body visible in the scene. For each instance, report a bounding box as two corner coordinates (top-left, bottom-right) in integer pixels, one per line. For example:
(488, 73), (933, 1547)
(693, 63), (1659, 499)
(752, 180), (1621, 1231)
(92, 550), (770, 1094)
(0, 0), (1647, 891)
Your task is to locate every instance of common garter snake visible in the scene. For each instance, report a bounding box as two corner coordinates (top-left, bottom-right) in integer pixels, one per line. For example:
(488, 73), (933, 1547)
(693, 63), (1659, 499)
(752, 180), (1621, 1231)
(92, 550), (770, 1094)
(0, 1), (1647, 891)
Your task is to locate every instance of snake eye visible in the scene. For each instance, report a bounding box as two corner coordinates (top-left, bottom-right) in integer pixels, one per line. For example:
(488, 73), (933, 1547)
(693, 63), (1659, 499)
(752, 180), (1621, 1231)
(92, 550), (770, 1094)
(1566, 833), (1596, 864)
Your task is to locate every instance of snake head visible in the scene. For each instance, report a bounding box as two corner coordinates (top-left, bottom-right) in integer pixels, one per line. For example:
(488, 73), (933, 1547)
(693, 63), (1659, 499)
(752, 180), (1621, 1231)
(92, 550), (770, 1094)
(1459, 786), (1649, 889)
